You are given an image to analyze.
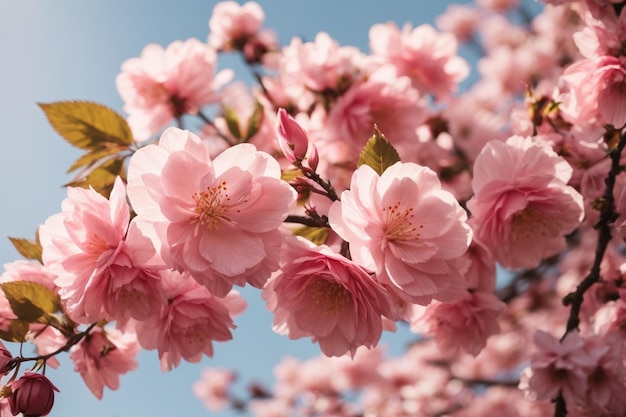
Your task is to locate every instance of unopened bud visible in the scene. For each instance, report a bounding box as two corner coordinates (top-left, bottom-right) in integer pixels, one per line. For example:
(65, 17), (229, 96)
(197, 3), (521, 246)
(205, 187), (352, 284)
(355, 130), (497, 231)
(0, 341), (13, 376)
(9, 372), (59, 417)
(276, 108), (310, 163)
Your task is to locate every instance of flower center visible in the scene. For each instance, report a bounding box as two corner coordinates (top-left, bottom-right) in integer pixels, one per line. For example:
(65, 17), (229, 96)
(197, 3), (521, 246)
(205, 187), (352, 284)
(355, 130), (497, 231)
(510, 205), (559, 242)
(193, 181), (230, 230)
(383, 201), (422, 241)
(309, 278), (350, 316)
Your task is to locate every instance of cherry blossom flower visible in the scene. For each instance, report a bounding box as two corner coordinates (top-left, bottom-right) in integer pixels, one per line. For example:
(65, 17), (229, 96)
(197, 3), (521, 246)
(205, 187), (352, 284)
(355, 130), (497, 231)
(208, 1), (277, 63)
(560, 55), (626, 128)
(329, 161), (472, 305)
(263, 236), (396, 357)
(39, 177), (164, 323)
(69, 327), (140, 399)
(193, 367), (236, 411)
(467, 136), (584, 270)
(135, 269), (246, 371)
(369, 22), (469, 98)
(410, 290), (506, 356)
(519, 330), (593, 407)
(127, 127), (297, 297)
(116, 38), (233, 140)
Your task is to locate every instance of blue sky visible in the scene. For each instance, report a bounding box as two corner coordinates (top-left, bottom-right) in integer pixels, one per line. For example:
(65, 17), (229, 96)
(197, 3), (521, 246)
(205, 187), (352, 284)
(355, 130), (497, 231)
(0, 1), (523, 416)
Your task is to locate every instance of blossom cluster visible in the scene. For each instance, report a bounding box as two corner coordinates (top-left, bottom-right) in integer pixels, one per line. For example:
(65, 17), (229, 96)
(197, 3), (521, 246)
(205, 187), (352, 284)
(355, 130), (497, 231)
(2, 0), (626, 416)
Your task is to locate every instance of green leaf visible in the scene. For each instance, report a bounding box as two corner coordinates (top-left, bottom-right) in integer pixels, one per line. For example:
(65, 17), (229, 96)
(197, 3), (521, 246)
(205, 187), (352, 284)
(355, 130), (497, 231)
(8, 236), (43, 263)
(357, 126), (401, 175)
(1, 281), (61, 324)
(0, 320), (29, 343)
(221, 103), (242, 141)
(38, 100), (134, 149)
(244, 100), (264, 142)
(66, 157), (125, 198)
(293, 226), (330, 245)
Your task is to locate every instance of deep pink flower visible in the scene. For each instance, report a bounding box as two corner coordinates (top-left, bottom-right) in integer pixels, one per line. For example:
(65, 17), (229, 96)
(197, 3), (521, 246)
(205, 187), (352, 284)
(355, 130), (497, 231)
(39, 177), (164, 323)
(263, 236), (395, 357)
(116, 38), (232, 140)
(70, 327), (139, 399)
(9, 372), (59, 417)
(467, 136), (584, 270)
(127, 127), (296, 297)
(135, 269), (246, 371)
(369, 22), (469, 98)
(329, 161), (472, 305)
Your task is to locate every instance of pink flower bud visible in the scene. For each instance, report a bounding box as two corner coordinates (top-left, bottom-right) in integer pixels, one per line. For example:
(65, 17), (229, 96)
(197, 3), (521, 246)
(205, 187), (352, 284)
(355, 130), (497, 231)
(304, 144), (319, 172)
(276, 108), (309, 163)
(0, 341), (13, 376)
(9, 372), (59, 417)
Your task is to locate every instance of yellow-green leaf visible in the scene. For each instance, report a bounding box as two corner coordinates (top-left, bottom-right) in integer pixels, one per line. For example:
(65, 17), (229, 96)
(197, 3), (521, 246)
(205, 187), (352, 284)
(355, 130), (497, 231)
(221, 103), (242, 141)
(66, 157), (125, 198)
(244, 100), (264, 142)
(0, 281), (61, 324)
(8, 237), (43, 263)
(358, 126), (401, 176)
(67, 145), (127, 173)
(38, 100), (134, 149)
(293, 226), (330, 245)
(0, 320), (29, 343)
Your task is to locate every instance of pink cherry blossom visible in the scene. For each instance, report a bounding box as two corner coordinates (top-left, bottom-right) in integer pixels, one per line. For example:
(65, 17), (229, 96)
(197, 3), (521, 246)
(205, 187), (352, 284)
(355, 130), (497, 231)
(435, 4), (481, 42)
(410, 290), (506, 356)
(329, 161), (472, 305)
(369, 22), (469, 98)
(208, 1), (278, 63)
(127, 127), (297, 297)
(69, 327), (140, 399)
(275, 108), (311, 164)
(560, 55), (626, 128)
(193, 367), (236, 411)
(519, 330), (593, 407)
(135, 269), (246, 371)
(39, 177), (164, 323)
(467, 136), (584, 270)
(116, 38), (232, 141)
(262, 235), (395, 357)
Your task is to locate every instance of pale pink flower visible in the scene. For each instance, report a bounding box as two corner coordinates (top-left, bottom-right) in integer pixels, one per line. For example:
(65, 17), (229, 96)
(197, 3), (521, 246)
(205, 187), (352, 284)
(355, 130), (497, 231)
(69, 327), (140, 399)
(0, 260), (57, 291)
(369, 22), (469, 98)
(410, 290), (506, 356)
(476, 0), (519, 12)
(520, 330), (593, 407)
(329, 161), (472, 305)
(322, 67), (426, 158)
(208, 1), (278, 62)
(263, 236), (395, 357)
(582, 334), (626, 412)
(127, 127), (296, 297)
(467, 136), (584, 269)
(280, 32), (367, 96)
(116, 38), (232, 140)
(135, 269), (246, 371)
(435, 4), (481, 42)
(193, 367), (236, 411)
(561, 55), (626, 128)
(39, 177), (164, 323)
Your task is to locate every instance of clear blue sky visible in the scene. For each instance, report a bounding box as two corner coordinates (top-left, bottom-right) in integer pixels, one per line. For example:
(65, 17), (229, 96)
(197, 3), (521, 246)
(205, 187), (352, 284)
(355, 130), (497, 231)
(0, 2), (534, 416)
